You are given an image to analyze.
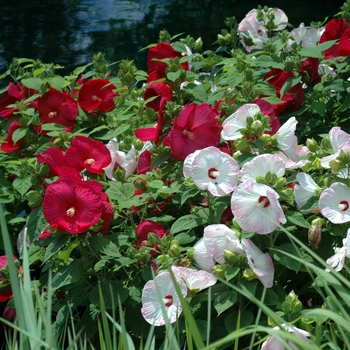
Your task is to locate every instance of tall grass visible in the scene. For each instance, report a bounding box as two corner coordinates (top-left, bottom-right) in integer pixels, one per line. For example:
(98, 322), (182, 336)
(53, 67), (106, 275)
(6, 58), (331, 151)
(1, 201), (350, 349)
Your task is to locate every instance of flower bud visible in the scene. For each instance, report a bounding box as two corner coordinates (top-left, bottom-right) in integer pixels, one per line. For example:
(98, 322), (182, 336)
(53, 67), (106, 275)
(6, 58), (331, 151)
(308, 218), (323, 249)
(243, 268), (257, 281)
(306, 138), (318, 152)
(329, 159), (342, 172)
(194, 37), (203, 51)
(212, 264), (226, 279)
(169, 240), (180, 257)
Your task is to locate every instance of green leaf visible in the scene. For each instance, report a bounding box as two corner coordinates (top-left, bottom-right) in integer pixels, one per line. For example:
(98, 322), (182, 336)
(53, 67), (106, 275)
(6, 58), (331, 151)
(310, 101), (326, 116)
(167, 70), (181, 82)
(11, 127), (27, 143)
(170, 214), (204, 234)
(174, 231), (197, 244)
(106, 182), (135, 202)
(12, 177), (32, 196)
(286, 211), (310, 229)
(89, 235), (121, 257)
(113, 124), (130, 137)
(251, 55), (284, 69)
(214, 290), (237, 316)
(43, 235), (71, 263)
(52, 260), (84, 291)
(21, 77), (44, 91)
(26, 206), (48, 242)
(280, 76), (302, 98)
(299, 40), (337, 59)
(47, 76), (66, 91)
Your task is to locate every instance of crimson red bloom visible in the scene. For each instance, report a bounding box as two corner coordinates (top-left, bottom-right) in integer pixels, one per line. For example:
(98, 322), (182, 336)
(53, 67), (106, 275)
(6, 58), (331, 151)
(147, 42), (189, 82)
(99, 192), (114, 235)
(36, 146), (81, 178)
(0, 82), (37, 119)
(1, 120), (26, 153)
(144, 82), (172, 111)
(319, 18), (350, 59)
(252, 99), (281, 135)
(300, 57), (321, 85)
(263, 69), (304, 114)
(42, 177), (104, 234)
(137, 150), (152, 174)
(65, 135), (112, 174)
(136, 220), (169, 257)
(37, 88), (78, 129)
(169, 103), (221, 160)
(0, 255), (21, 303)
(78, 78), (118, 112)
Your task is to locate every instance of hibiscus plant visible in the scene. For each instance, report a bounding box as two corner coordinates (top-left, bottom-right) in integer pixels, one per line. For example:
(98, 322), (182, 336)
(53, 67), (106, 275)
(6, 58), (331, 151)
(2, 1), (350, 349)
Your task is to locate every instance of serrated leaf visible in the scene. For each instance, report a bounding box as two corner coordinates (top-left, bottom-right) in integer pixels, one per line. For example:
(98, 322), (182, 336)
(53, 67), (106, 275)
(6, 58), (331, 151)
(89, 235), (121, 257)
(11, 127), (27, 143)
(167, 70), (181, 82)
(214, 290), (237, 316)
(280, 76), (302, 98)
(47, 76), (66, 91)
(52, 260), (84, 291)
(21, 77), (44, 91)
(106, 182), (135, 202)
(170, 214), (204, 234)
(12, 177), (32, 196)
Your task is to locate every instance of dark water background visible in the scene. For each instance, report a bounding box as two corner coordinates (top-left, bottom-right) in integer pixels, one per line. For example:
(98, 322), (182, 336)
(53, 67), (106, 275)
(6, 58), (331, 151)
(0, 0), (345, 75)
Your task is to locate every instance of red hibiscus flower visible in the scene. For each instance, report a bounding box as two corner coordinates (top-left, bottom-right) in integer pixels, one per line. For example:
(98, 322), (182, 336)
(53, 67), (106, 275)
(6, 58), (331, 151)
(37, 88), (78, 129)
(1, 120), (26, 153)
(77, 78), (119, 112)
(42, 177), (104, 234)
(64, 135), (112, 174)
(319, 18), (350, 59)
(99, 192), (114, 235)
(300, 57), (321, 85)
(147, 42), (189, 82)
(0, 255), (21, 302)
(36, 146), (81, 178)
(144, 82), (172, 111)
(169, 103), (221, 160)
(0, 82), (37, 119)
(252, 99), (280, 135)
(136, 220), (169, 257)
(137, 149), (152, 174)
(263, 68), (304, 115)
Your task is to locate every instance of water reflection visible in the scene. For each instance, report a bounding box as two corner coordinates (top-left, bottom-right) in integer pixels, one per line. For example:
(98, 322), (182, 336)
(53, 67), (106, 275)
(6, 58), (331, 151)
(0, 0), (345, 75)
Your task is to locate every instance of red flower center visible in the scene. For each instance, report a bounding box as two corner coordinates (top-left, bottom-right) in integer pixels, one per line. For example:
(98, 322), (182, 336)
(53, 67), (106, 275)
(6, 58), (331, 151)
(84, 158), (96, 165)
(183, 129), (195, 139)
(66, 207), (76, 217)
(48, 111), (57, 118)
(92, 95), (101, 101)
(339, 200), (349, 211)
(163, 294), (173, 307)
(208, 167), (220, 179)
(258, 196), (270, 208)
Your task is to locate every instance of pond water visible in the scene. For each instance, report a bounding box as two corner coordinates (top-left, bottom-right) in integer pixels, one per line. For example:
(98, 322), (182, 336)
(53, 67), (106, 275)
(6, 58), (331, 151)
(0, 0), (345, 75)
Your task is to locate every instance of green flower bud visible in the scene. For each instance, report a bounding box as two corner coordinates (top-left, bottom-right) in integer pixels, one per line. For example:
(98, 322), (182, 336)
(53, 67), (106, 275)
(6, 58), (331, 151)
(329, 159), (342, 172)
(212, 264), (227, 279)
(306, 138), (318, 152)
(243, 268), (257, 281)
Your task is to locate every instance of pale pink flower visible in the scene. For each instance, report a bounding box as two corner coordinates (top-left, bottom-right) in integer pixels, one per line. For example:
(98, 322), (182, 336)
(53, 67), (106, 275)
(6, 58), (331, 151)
(276, 146), (310, 169)
(183, 149), (201, 178)
(294, 172), (321, 212)
(261, 324), (310, 350)
(326, 228), (350, 271)
(203, 224), (245, 263)
(231, 181), (286, 234)
(188, 146), (240, 196)
(319, 182), (350, 224)
(171, 266), (217, 292)
(242, 238), (274, 288)
(275, 117), (298, 161)
(287, 23), (324, 50)
(221, 104), (261, 141)
(141, 271), (187, 326)
(321, 127), (350, 169)
(193, 238), (216, 272)
(240, 153), (285, 182)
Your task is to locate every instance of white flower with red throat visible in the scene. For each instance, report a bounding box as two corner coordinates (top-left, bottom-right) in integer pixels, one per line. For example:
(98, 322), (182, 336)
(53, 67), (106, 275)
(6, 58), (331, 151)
(319, 182), (350, 224)
(231, 181), (286, 234)
(203, 224), (245, 263)
(192, 238), (216, 272)
(240, 153), (285, 183)
(221, 104), (261, 141)
(326, 228), (350, 271)
(186, 146), (240, 196)
(242, 238), (274, 288)
(141, 271), (187, 326)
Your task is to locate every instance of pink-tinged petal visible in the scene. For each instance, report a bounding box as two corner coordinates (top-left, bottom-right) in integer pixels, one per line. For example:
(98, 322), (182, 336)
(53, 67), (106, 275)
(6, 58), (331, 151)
(135, 127), (157, 141)
(203, 224), (245, 263)
(141, 271), (187, 326)
(231, 182), (286, 234)
(183, 150), (201, 178)
(242, 239), (274, 288)
(191, 146), (239, 196)
(171, 266), (217, 291)
(221, 104), (260, 141)
(329, 126), (350, 153)
(193, 238), (216, 272)
(240, 154), (285, 182)
(294, 173), (320, 211)
(319, 182), (350, 224)
(276, 117), (298, 161)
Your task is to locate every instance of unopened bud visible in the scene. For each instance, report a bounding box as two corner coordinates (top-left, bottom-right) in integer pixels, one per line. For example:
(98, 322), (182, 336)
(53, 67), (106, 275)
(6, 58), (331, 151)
(243, 268), (257, 281)
(329, 159), (342, 172)
(308, 218), (323, 249)
(213, 264), (227, 279)
(306, 138), (318, 152)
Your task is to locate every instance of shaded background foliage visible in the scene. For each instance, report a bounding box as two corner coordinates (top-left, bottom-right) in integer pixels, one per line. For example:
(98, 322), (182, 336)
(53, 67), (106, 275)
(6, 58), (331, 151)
(0, 0), (344, 75)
